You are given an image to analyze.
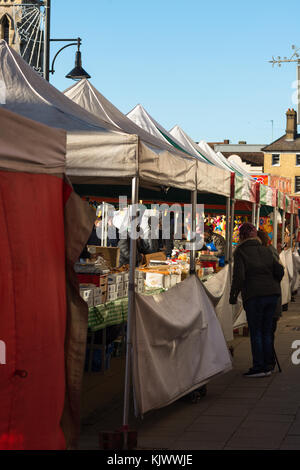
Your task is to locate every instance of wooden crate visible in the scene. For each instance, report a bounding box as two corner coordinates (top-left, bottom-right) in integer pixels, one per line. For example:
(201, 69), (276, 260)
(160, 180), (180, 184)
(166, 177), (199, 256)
(87, 246), (120, 269)
(144, 251), (167, 266)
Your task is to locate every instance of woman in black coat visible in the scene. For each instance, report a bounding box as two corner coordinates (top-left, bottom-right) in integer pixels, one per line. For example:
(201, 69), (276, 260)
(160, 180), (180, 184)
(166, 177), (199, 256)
(230, 223), (284, 377)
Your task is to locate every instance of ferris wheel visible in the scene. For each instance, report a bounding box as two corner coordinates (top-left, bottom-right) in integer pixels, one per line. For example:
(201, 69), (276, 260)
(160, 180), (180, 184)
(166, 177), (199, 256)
(12, 2), (46, 75)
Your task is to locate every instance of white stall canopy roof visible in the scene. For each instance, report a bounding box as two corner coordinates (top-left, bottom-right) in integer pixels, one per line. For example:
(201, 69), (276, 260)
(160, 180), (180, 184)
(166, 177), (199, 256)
(127, 104), (206, 161)
(64, 79), (201, 163)
(127, 105), (231, 197)
(0, 41), (196, 190)
(169, 126), (231, 197)
(170, 126), (223, 168)
(65, 80), (230, 196)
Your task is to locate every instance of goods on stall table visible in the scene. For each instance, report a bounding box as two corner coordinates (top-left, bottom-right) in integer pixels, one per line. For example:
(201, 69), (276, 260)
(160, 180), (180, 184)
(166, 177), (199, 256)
(87, 245), (120, 269)
(80, 283), (107, 306)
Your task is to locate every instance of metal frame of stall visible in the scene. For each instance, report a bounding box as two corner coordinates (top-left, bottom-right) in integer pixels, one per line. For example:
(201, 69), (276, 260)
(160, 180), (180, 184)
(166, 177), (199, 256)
(122, 174), (232, 444)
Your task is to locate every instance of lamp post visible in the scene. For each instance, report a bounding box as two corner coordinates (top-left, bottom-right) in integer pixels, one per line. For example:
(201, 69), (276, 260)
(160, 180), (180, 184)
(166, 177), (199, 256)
(43, 0), (91, 81)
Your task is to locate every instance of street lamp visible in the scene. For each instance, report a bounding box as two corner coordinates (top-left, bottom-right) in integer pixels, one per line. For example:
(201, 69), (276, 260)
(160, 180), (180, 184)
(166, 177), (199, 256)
(49, 37), (91, 80)
(43, 0), (91, 81)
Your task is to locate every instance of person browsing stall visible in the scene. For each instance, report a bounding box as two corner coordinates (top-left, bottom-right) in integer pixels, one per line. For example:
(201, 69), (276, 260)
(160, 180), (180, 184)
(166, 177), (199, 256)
(229, 223), (284, 377)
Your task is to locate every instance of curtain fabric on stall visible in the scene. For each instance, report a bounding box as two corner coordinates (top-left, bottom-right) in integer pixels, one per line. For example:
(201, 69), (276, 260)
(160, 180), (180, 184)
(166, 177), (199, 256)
(132, 275), (232, 415)
(0, 107), (94, 450)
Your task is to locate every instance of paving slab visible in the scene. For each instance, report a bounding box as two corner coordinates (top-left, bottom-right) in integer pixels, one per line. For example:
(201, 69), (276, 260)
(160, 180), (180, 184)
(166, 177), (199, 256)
(79, 294), (300, 450)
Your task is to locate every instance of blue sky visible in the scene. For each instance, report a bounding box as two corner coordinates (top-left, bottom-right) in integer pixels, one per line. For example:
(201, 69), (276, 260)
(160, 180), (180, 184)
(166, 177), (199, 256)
(50, 0), (300, 145)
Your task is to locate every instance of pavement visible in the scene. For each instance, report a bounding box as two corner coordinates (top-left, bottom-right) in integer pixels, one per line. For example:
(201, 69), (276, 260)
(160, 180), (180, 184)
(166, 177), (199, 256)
(79, 295), (300, 450)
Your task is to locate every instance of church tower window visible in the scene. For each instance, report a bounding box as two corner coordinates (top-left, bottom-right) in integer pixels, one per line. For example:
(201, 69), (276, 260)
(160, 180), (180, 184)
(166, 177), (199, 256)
(1, 15), (10, 44)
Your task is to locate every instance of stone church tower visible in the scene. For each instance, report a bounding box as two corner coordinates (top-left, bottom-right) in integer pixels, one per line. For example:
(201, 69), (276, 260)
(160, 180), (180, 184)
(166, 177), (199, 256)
(0, 0), (44, 74)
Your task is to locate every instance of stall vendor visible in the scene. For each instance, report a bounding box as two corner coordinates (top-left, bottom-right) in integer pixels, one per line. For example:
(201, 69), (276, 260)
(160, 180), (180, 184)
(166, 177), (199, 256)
(204, 224), (226, 258)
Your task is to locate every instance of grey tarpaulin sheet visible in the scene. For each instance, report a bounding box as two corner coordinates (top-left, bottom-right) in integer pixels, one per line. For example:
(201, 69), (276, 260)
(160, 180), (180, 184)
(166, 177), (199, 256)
(203, 265), (234, 341)
(132, 275), (232, 416)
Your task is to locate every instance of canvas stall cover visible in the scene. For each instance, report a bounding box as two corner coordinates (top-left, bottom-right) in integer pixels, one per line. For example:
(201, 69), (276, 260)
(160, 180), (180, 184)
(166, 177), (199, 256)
(277, 191), (285, 211)
(127, 105), (231, 196)
(169, 126), (231, 197)
(169, 125), (216, 165)
(197, 139), (234, 172)
(132, 275), (232, 415)
(260, 184), (277, 207)
(0, 107), (94, 449)
(234, 174), (257, 203)
(280, 250), (292, 305)
(0, 42), (197, 191)
(203, 265), (234, 341)
(285, 195), (292, 214)
(292, 251), (300, 292)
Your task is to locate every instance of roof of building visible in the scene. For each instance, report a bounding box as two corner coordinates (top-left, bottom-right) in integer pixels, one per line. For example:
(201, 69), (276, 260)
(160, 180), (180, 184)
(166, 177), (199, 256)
(262, 134), (300, 152)
(220, 151), (264, 166)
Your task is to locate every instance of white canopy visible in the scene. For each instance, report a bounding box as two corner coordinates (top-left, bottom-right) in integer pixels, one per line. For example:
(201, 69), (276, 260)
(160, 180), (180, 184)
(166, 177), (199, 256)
(65, 80), (231, 197)
(0, 41), (196, 190)
(0, 106), (66, 175)
(64, 79), (193, 157)
(169, 125), (231, 197)
(127, 105), (231, 197)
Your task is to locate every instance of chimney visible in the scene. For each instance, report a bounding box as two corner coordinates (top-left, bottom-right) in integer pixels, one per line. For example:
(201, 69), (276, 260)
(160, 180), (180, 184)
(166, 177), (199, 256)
(285, 108), (297, 140)
(238, 141), (247, 144)
(223, 139), (230, 144)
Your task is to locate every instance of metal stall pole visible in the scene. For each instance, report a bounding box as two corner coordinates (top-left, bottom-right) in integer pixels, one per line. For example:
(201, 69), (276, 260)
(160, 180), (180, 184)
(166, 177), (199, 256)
(273, 207), (278, 248)
(256, 204), (261, 230)
(190, 190), (197, 274)
(281, 211), (286, 248)
(101, 201), (105, 246)
(229, 199), (235, 264)
(104, 202), (108, 247)
(290, 213), (294, 249)
(225, 197), (231, 264)
(252, 202), (256, 227)
(122, 176), (139, 447)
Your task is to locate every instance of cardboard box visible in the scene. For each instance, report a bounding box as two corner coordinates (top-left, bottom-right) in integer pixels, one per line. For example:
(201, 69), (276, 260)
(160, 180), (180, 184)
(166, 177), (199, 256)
(136, 284), (144, 294)
(108, 284), (116, 294)
(117, 282), (124, 293)
(80, 288), (94, 308)
(87, 246), (120, 269)
(93, 287), (102, 297)
(94, 291), (107, 306)
(99, 275), (108, 288)
(145, 272), (164, 289)
(107, 292), (117, 302)
(135, 269), (145, 280)
(170, 274), (181, 287)
(108, 273), (124, 284)
(164, 275), (171, 289)
(144, 251), (167, 266)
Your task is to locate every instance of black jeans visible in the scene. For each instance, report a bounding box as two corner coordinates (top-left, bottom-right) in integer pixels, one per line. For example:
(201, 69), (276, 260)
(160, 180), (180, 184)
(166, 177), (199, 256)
(244, 295), (279, 372)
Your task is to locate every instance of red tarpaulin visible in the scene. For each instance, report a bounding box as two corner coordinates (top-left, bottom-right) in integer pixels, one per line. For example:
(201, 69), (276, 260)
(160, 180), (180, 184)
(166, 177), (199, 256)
(0, 107), (94, 450)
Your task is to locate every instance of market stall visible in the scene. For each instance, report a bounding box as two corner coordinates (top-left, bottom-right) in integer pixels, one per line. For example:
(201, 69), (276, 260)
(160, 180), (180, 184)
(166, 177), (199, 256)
(65, 80), (234, 337)
(0, 107), (94, 450)
(1, 44), (234, 437)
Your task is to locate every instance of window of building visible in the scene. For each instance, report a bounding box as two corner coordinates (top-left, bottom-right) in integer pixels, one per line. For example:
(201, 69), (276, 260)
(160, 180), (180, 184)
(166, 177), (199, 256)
(295, 176), (300, 193)
(296, 155), (300, 166)
(1, 15), (10, 44)
(272, 154), (280, 166)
